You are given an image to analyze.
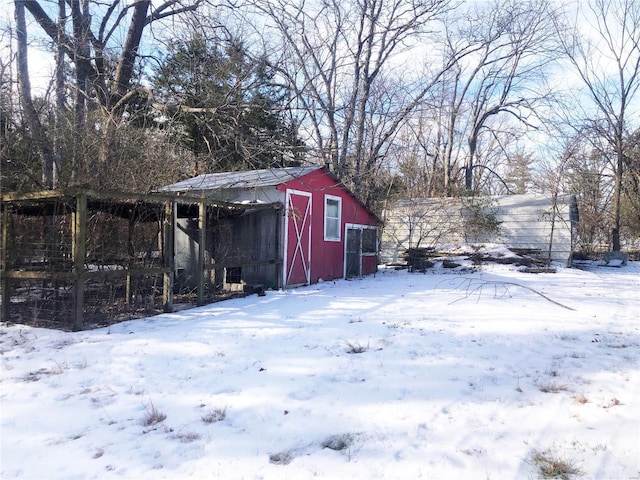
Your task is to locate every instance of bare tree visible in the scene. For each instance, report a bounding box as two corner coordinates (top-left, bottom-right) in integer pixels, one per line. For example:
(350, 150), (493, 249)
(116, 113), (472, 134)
(439, 0), (559, 193)
(13, 0), (207, 187)
(14, 1), (56, 188)
(241, 0), (456, 205)
(385, 0), (558, 198)
(556, 0), (640, 251)
(567, 142), (614, 253)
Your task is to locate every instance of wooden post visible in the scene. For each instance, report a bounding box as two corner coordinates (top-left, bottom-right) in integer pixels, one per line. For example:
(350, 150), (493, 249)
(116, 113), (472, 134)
(72, 193), (87, 330)
(275, 206), (283, 289)
(126, 274), (132, 305)
(126, 216), (135, 305)
(1, 203), (12, 322)
(197, 201), (206, 306)
(162, 201), (174, 313)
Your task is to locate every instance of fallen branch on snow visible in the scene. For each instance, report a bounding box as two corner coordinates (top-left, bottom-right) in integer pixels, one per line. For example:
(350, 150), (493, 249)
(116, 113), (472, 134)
(443, 277), (576, 311)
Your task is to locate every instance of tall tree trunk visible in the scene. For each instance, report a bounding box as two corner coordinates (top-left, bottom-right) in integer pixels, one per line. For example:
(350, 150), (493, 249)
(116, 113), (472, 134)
(71, 1), (89, 128)
(612, 138), (624, 251)
(99, 0), (151, 167)
(15, 0), (55, 189)
(112, 0), (150, 108)
(465, 134), (476, 190)
(54, 0), (66, 186)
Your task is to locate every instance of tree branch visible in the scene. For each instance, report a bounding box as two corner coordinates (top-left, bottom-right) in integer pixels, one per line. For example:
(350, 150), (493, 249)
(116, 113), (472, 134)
(449, 277), (576, 311)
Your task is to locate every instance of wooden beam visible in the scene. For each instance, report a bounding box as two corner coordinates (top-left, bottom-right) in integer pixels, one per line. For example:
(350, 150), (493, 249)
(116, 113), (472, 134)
(203, 259), (283, 270)
(162, 201), (174, 313)
(2, 267), (170, 281)
(275, 206), (283, 289)
(2, 186), (280, 212)
(1, 189), (70, 202)
(1, 204), (11, 322)
(3, 271), (76, 280)
(197, 201), (206, 306)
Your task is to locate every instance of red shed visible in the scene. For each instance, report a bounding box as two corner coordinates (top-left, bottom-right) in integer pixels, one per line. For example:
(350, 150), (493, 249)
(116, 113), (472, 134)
(161, 166), (380, 289)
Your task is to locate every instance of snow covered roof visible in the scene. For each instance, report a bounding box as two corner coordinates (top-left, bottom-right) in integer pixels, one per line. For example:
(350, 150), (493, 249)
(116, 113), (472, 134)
(159, 166), (322, 193)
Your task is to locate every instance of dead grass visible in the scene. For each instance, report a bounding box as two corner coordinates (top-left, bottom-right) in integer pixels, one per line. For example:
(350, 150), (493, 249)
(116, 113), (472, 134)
(142, 400), (166, 426)
(573, 394), (588, 404)
(346, 341), (368, 354)
(23, 362), (68, 382)
(602, 398), (621, 409)
(535, 378), (571, 393)
(174, 431), (200, 443)
(201, 406), (227, 424)
(322, 433), (353, 451)
(530, 450), (583, 479)
(269, 451), (293, 465)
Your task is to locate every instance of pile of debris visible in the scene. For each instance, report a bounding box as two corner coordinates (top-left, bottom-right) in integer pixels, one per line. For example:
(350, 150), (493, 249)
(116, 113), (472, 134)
(401, 247), (436, 272)
(397, 245), (555, 273)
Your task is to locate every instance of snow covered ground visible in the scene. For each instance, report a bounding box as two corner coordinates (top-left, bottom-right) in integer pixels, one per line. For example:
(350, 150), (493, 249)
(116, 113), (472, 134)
(1, 252), (639, 479)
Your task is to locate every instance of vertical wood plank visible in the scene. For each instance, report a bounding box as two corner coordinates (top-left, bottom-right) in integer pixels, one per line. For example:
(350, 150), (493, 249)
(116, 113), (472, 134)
(163, 201), (174, 313)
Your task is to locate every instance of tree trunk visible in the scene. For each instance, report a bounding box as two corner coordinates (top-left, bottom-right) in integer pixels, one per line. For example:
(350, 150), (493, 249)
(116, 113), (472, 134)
(54, 0), (65, 187)
(15, 0), (56, 189)
(465, 134), (476, 190)
(612, 140), (623, 251)
(111, 0), (151, 108)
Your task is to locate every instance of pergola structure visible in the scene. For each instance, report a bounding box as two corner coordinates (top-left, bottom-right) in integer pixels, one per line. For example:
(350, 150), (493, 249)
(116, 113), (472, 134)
(1, 188), (276, 330)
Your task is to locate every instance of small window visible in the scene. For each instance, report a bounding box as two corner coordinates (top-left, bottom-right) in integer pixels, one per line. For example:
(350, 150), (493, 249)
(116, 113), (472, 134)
(324, 195), (342, 241)
(226, 267), (242, 284)
(362, 228), (377, 255)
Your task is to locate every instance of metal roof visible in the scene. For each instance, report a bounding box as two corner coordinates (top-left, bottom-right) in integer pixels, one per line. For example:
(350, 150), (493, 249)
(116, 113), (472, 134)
(159, 166), (322, 193)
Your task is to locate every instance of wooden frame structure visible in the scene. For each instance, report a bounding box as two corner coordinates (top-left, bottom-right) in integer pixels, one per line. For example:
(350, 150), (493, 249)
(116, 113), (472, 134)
(1, 188), (276, 330)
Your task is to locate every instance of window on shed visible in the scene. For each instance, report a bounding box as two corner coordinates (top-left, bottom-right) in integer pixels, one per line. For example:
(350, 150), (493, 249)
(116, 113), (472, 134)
(362, 228), (377, 255)
(324, 195), (342, 241)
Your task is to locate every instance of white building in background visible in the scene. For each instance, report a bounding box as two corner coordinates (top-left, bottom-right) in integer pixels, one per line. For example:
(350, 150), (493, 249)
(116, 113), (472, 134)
(381, 194), (579, 265)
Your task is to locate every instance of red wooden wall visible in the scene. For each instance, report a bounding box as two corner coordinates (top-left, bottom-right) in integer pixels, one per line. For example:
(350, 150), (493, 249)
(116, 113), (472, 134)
(279, 168), (379, 285)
